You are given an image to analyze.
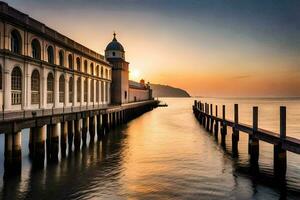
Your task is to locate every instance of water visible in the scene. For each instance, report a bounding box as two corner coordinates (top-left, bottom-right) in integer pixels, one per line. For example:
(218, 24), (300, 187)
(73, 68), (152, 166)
(0, 97), (300, 199)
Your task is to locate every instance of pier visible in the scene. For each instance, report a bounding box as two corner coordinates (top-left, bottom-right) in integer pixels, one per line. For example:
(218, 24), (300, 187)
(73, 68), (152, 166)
(192, 100), (300, 179)
(1, 100), (158, 177)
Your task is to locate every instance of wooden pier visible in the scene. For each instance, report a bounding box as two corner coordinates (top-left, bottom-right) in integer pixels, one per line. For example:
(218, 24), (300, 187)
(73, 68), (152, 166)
(0, 100), (159, 177)
(192, 100), (300, 179)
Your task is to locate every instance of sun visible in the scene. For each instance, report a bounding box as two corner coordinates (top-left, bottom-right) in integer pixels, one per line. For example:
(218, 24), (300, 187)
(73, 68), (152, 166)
(130, 68), (141, 81)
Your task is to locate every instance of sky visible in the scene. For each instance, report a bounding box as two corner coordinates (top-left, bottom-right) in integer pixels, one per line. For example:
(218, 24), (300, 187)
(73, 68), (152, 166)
(8, 0), (300, 97)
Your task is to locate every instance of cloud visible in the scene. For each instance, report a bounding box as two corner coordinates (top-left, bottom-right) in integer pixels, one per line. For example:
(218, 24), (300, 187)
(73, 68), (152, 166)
(229, 75), (252, 80)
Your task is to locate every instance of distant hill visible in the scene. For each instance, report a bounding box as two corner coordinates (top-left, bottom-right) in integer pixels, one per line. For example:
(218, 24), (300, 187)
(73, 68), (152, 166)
(150, 83), (190, 97)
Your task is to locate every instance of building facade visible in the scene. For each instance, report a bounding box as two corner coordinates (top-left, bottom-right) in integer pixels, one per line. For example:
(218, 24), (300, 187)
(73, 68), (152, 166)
(105, 34), (152, 104)
(0, 2), (152, 113)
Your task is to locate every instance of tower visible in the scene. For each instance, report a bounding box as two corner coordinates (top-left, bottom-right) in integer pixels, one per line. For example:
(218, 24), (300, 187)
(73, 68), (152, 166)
(105, 33), (129, 104)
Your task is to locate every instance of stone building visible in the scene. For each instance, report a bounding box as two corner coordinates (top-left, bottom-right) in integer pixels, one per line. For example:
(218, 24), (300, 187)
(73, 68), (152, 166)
(105, 33), (152, 105)
(0, 1), (152, 113)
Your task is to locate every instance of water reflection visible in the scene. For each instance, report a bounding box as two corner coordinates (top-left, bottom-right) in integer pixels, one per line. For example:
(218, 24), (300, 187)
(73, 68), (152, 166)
(0, 98), (300, 199)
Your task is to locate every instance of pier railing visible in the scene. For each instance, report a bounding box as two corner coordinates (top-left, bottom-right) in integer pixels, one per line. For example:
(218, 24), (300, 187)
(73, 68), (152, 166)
(192, 100), (300, 178)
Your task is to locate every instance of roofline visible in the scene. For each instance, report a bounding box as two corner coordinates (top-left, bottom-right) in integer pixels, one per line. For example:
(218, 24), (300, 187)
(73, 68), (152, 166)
(0, 1), (111, 66)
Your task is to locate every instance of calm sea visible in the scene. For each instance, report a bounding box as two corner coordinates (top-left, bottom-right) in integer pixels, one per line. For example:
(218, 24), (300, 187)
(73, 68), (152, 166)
(0, 97), (300, 199)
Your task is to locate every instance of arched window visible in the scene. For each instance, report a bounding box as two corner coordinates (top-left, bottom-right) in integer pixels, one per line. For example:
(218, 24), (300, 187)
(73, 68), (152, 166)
(11, 67), (22, 105)
(96, 65), (99, 77)
(31, 70), (40, 104)
(76, 57), (81, 71)
(47, 73), (54, 103)
(96, 81), (99, 102)
(101, 67), (103, 78)
(90, 63), (94, 75)
(59, 75), (65, 103)
(105, 83), (109, 102)
(77, 77), (81, 102)
(59, 50), (64, 66)
(90, 79), (94, 102)
(68, 54), (73, 69)
(112, 52), (116, 56)
(69, 77), (73, 103)
(84, 78), (88, 102)
(84, 60), (88, 73)
(47, 46), (54, 64)
(0, 66), (2, 90)
(105, 69), (108, 79)
(11, 30), (22, 54)
(31, 39), (41, 59)
(101, 81), (104, 102)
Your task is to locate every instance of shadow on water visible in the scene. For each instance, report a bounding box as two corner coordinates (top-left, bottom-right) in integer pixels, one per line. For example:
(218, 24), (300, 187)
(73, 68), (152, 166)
(0, 126), (127, 200)
(194, 116), (300, 198)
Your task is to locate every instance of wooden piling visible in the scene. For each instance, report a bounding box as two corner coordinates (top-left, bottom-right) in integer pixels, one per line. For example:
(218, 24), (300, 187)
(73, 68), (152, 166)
(210, 104), (214, 133)
(89, 116), (95, 143)
(232, 104), (239, 156)
(206, 104), (210, 131)
(82, 117), (88, 146)
(250, 107), (259, 164)
(214, 105), (219, 138)
(274, 106), (287, 178)
(221, 105), (227, 145)
(68, 120), (74, 151)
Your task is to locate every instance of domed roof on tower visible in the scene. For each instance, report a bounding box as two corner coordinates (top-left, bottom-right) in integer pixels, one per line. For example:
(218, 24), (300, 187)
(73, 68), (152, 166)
(105, 32), (125, 52)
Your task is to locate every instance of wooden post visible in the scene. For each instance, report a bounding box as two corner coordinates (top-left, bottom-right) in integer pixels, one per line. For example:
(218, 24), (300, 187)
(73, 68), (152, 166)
(232, 104), (239, 157)
(89, 116), (95, 143)
(97, 115), (102, 141)
(203, 103), (206, 128)
(82, 117), (88, 146)
(221, 105), (227, 145)
(60, 121), (68, 157)
(274, 106), (287, 179)
(68, 120), (74, 152)
(210, 104), (214, 133)
(214, 105), (219, 138)
(206, 103), (210, 131)
(250, 107), (259, 164)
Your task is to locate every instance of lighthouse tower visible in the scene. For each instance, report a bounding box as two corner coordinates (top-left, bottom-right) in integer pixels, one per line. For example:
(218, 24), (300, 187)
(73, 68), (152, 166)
(105, 33), (129, 104)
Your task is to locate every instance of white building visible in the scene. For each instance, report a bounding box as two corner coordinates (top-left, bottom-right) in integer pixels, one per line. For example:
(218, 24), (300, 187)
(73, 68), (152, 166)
(0, 2), (112, 112)
(0, 2), (152, 114)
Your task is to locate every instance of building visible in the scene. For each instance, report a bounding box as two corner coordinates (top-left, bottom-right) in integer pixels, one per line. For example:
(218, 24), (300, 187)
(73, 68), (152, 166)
(105, 33), (152, 104)
(0, 1), (152, 113)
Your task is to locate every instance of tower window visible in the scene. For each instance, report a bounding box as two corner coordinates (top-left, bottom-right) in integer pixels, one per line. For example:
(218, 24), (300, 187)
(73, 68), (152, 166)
(112, 52), (116, 56)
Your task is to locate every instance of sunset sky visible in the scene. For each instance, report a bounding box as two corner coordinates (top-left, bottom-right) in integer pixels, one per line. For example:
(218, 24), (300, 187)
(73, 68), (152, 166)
(9, 0), (300, 97)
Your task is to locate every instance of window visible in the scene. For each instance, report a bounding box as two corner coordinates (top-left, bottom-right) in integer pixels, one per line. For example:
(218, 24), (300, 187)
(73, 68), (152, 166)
(31, 39), (41, 59)
(90, 79), (94, 102)
(101, 67), (103, 78)
(0, 66), (2, 90)
(96, 65), (99, 77)
(105, 82), (108, 102)
(96, 81), (99, 102)
(76, 57), (81, 71)
(31, 70), (40, 104)
(84, 78), (88, 102)
(47, 73), (54, 103)
(77, 77), (81, 102)
(124, 91), (127, 100)
(84, 60), (88, 73)
(11, 67), (22, 105)
(105, 69), (108, 79)
(68, 54), (73, 69)
(90, 63), (94, 75)
(11, 30), (22, 54)
(59, 50), (64, 66)
(101, 81), (104, 102)
(47, 46), (54, 64)
(59, 75), (65, 103)
(112, 52), (115, 56)
(69, 77), (73, 103)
